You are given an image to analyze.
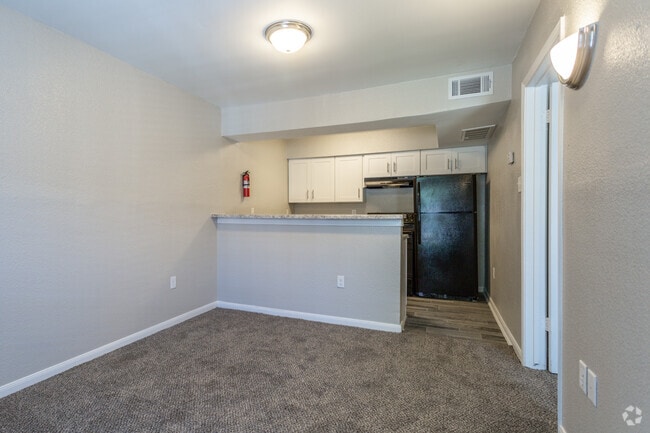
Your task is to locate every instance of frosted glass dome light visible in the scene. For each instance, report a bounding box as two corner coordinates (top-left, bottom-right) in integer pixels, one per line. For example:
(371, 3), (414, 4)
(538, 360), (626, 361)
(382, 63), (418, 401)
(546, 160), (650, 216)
(550, 22), (598, 89)
(265, 20), (312, 54)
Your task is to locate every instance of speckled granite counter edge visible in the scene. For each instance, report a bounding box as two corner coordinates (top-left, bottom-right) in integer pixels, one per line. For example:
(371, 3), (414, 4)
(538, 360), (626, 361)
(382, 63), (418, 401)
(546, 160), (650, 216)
(211, 213), (403, 220)
(211, 214), (403, 227)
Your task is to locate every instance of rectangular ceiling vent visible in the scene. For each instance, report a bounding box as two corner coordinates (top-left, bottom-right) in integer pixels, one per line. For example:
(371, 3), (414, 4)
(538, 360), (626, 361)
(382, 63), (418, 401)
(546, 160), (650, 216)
(461, 124), (496, 142)
(449, 72), (493, 99)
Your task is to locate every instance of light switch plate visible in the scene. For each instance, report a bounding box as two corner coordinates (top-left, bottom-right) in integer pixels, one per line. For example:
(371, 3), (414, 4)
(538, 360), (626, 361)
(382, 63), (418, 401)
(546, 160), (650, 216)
(588, 369), (598, 406)
(578, 360), (587, 394)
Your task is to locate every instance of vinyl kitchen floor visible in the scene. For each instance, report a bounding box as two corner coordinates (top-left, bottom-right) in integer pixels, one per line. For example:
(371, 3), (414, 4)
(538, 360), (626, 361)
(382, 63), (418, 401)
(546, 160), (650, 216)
(405, 296), (508, 344)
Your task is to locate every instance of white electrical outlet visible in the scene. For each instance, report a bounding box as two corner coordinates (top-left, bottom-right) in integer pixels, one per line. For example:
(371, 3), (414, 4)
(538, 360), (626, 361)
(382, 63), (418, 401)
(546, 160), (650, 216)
(337, 275), (345, 288)
(578, 360), (587, 394)
(588, 369), (598, 406)
(170, 276), (177, 290)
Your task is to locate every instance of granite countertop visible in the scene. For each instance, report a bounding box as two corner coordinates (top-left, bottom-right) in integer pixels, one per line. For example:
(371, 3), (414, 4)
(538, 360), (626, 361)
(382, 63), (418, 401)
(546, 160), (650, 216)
(211, 213), (404, 220)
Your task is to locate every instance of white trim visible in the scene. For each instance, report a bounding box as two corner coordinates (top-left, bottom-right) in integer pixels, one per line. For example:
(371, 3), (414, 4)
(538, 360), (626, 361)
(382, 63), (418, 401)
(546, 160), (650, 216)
(487, 297), (523, 361)
(521, 18), (563, 372)
(216, 301), (402, 333)
(0, 302), (218, 399)
(547, 81), (563, 375)
(559, 425), (568, 433)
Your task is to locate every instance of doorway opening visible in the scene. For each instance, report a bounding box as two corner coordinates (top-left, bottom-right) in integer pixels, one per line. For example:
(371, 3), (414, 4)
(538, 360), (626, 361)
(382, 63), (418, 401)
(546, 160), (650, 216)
(521, 18), (565, 376)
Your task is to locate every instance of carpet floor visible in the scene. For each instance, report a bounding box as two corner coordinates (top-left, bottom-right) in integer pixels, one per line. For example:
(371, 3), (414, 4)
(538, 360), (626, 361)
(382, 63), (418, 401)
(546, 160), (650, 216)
(0, 308), (556, 432)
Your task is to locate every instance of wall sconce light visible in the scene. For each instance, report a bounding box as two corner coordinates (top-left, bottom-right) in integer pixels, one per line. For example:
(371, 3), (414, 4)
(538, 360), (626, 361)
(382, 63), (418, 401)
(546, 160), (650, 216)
(550, 22), (598, 89)
(265, 20), (312, 54)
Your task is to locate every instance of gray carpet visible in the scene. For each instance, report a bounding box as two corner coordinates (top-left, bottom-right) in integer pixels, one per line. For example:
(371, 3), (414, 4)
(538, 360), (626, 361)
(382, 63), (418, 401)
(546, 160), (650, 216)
(0, 308), (556, 432)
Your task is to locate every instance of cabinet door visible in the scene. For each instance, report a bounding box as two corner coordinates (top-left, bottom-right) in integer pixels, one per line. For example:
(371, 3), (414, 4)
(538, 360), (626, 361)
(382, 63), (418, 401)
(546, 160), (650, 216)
(420, 149), (453, 175)
(363, 153), (392, 178)
(309, 158), (335, 202)
(392, 151), (421, 176)
(288, 159), (310, 203)
(335, 155), (363, 202)
(454, 146), (487, 174)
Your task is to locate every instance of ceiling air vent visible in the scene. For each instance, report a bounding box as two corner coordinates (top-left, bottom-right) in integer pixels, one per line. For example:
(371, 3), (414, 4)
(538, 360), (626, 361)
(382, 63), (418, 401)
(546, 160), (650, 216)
(461, 124), (496, 142)
(449, 72), (493, 99)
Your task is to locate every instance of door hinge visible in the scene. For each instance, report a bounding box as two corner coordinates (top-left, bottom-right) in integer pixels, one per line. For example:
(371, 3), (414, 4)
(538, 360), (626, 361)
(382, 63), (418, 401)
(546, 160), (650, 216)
(545, 109), (552, 124)
(545, 317), (551, 332)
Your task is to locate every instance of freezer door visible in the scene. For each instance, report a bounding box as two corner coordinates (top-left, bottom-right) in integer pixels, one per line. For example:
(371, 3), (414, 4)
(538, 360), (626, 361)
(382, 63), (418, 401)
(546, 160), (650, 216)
(417, 174), (476, 213)
(416, 212), (478, 299)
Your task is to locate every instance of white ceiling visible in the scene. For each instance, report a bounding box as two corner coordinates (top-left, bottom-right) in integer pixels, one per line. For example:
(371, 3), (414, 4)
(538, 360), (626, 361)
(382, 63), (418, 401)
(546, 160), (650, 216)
(1, 0), (540, 109)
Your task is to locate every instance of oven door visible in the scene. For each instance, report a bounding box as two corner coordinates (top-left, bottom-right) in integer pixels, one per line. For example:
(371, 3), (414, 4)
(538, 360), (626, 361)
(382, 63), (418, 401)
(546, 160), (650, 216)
(402, 224), (416, 297)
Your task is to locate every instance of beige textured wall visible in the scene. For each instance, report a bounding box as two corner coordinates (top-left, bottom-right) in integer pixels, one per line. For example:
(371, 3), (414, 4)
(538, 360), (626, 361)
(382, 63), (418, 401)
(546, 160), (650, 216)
(490, 0), (650, 431)
(0, 6), (288, 388)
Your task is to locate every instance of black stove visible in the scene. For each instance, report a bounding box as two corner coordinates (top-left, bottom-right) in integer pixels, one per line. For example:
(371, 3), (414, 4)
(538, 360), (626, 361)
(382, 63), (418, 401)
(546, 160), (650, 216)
(367, 212), (416, 296)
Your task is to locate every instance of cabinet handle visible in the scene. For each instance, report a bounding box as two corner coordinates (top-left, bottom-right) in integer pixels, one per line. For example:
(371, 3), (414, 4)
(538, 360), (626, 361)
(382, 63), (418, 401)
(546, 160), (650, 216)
(306, 189), (309, 200)
(393, 161), (397, 173)
(455, 158), (459, 169)
(386, 162), (390, 173)
(447, 158), (451, 170)
(357, 188), (360, 198)
(311, 190), (314, 200)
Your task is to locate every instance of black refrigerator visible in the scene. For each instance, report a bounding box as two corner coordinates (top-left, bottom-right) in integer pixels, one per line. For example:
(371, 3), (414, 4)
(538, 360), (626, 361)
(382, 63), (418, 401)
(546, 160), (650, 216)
(415, 174), (478, 299)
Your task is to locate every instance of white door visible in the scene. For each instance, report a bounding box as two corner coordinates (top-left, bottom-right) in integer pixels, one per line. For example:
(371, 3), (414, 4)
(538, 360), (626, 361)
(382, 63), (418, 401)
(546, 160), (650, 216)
(335, 156), (363, 202)
(288, 159), (310, 203)
(309, 158), (335, 202)
(454, 146), (487, 174)
(392, 151), (420, 176)
(420, 149), (452, 175)
(521, 20), (563, 374)
(363, 153), (392, 178)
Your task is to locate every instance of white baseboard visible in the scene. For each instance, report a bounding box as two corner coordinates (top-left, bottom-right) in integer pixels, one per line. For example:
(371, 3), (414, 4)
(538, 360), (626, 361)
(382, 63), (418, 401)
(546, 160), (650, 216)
(216, 301), (402, 333)
(0, 302), (218, 399)
(487, 297), (523, 362)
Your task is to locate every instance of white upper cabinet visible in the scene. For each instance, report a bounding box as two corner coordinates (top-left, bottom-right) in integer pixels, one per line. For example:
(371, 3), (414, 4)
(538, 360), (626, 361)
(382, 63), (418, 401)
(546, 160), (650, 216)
(420, 146), (486, 175)
(335, 155), (363, 202)
(288, 157), (335, 203)
(363, 151), (420, 178)
(454, 146), (487, 174)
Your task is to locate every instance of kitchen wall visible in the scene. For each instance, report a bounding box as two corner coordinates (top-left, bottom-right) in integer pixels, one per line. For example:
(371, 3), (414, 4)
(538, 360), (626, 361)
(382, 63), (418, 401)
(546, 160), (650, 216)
(0, 6), (288, 391)
(488, 0), (649, 432)
(285, 125), (437, 159)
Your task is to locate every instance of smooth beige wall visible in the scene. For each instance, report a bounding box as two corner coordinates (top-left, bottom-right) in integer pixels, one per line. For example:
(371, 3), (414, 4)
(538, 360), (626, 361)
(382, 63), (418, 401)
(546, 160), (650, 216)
(0, 6), (288, 389)
(285, 126), (437, 159)
(489, 0), (650, 432)
(214, 139), (288, 215)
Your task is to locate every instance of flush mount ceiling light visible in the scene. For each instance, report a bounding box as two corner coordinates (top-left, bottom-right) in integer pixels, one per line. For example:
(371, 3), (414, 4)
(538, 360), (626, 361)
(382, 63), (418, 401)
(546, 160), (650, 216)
(550, 22), (598, 89)
(264, 20), (312, 54)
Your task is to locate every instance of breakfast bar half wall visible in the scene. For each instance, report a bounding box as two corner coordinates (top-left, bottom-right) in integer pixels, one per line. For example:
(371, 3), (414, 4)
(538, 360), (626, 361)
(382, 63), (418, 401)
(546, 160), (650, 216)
(212, 214), (406, 332)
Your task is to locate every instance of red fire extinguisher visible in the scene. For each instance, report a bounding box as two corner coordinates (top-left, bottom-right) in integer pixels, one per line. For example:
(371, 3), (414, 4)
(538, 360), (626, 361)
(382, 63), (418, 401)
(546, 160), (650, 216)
(242, 170), (250, 198)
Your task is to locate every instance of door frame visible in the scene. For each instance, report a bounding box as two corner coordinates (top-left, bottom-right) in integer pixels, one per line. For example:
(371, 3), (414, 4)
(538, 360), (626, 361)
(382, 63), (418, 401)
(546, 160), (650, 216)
(521, 18), (564, 374)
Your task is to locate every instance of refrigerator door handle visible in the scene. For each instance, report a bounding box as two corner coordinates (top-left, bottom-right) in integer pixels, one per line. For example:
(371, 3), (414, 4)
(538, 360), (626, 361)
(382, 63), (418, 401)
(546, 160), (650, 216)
(416, 181), (422, 244)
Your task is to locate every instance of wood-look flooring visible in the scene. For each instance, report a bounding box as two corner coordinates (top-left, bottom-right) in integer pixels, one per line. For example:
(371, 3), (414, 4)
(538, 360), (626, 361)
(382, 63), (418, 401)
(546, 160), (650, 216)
(405, 296), (507, 344)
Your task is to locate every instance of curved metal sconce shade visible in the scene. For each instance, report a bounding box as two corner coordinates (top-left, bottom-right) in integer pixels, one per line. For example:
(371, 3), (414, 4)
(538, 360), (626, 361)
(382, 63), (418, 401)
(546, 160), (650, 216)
(265, 20), (312, 54)
(550, 22), (598, 89)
